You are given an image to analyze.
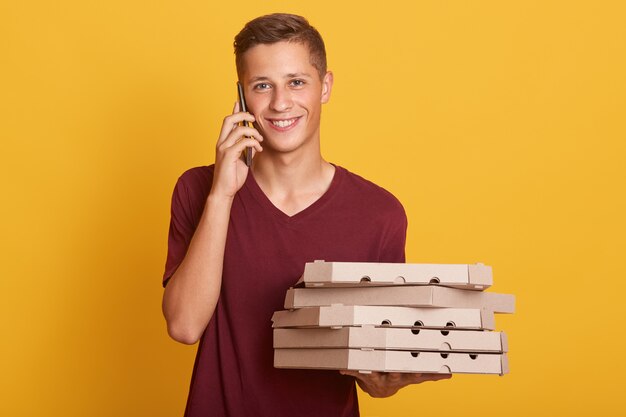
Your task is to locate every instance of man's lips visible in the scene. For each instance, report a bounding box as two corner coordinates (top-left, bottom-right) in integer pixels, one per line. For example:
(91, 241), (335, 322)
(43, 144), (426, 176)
(265, 116), (302, 131)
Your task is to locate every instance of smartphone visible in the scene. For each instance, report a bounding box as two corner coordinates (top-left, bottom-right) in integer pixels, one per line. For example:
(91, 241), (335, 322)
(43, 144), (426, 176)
(237, 81), (253, 167)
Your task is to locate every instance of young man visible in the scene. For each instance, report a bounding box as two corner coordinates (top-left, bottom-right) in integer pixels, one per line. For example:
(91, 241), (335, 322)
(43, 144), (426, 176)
(162, 13), (450, 417)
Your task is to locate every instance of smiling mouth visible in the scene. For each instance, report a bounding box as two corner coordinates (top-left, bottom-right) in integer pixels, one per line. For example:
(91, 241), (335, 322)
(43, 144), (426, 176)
(267, 117), (301, 130)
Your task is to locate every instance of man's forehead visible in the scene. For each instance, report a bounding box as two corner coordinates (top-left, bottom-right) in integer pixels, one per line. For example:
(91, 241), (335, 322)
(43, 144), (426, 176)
(240, 41), (316, 80)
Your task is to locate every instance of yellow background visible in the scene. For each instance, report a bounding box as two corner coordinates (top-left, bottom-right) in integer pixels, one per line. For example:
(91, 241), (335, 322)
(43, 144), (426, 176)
(1, 1), (625, 416)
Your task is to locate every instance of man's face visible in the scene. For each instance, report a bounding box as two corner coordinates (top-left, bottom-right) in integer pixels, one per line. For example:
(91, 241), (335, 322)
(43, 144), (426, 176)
(239, 41), (333, 155)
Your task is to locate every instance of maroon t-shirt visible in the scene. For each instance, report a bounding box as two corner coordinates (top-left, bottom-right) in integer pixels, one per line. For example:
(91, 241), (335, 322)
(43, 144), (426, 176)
(163, 164), (407, 417)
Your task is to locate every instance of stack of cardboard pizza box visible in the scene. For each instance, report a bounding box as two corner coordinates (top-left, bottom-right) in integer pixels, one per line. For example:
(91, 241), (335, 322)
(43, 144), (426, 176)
(272, 260), (515, 375)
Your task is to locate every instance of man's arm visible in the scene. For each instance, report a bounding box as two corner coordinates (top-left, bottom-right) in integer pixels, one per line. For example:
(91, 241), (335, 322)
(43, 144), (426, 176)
(161, 104), (263, 344)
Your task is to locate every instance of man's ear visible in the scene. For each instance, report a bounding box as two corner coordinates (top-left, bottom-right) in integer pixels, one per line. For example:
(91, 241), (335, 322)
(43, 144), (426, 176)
(321, 71), (334, 104)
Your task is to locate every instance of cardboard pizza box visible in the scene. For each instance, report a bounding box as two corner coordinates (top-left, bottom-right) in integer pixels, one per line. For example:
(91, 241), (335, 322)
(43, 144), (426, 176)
(297, 260), (492, 290)
(271, 305), (495, 330)
(273, 327), (507, 353)
(284, 286), (515, 313)
(274, 348), (508, 375)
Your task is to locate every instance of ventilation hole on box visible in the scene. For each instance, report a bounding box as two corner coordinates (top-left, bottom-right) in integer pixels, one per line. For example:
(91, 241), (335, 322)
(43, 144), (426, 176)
(429, 277), (440, 284)
(411, 320), (423, 334)
(411, 352), (420, 358)
(360, 276), (371, 283)
(470, 354), (478, 360)
(441, 321), (455, 336)
(394, 276), (406, 284)
(440, 353), (449, 359)
(381, 319), (392, 326)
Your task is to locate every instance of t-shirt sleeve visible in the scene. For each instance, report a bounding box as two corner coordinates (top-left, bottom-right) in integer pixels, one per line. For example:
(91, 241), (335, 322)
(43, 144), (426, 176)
(378, 200), (408, 263)
(162, 168), (212, 287)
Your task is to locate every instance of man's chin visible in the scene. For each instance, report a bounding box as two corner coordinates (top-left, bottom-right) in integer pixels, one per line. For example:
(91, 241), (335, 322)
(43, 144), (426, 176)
(262, 139), (309, 156)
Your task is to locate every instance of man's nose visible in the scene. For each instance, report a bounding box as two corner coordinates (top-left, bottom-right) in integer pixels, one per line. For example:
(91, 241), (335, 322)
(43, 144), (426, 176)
(269, 87), (293, 112)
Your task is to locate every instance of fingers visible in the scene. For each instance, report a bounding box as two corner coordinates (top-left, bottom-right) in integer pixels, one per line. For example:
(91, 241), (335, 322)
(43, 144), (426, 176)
(340, 370), (374, 385)
(386, 373), (402, 383)
(408, 373), (452, 384)
(219, 136), (263, 161)
(423, 373), (453, 381)
(218, 126), (263, 151)
(218, 111), (257, 146)
(339, 370), (451, 398)
(340, 370), (388, 385)
(340, 370), (451, 385)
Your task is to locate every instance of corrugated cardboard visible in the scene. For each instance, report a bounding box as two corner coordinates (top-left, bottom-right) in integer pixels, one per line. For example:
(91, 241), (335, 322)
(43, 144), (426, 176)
(271, 305), (495, 330)
(273, 327), (507, 352)
(274, 348), (508, 375)
(297, 260), (492, 290)
(284, 286), (515, 313)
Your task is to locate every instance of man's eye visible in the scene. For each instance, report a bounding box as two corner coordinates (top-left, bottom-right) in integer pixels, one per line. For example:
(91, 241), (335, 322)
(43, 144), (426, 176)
(290, 79), (305, 87)
(254, 83), (271, 90)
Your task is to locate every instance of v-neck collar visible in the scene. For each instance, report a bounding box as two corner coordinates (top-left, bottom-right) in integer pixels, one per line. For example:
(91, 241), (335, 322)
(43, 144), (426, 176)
(243, 164), (344, 224)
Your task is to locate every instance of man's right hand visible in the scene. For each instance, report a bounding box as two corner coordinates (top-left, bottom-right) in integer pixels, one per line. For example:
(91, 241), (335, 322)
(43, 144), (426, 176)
(210, 102), (263, 199)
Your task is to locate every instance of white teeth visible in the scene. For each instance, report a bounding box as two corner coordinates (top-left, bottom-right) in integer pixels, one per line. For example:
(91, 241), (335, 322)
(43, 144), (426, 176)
(271, 118), (296, 128)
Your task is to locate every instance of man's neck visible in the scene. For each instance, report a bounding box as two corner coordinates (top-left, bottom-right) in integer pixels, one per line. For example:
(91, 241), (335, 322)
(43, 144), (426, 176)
(250, 145), (335, 216)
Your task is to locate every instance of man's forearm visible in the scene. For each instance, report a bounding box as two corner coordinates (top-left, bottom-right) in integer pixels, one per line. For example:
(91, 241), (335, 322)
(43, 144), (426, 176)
(162, 194), (233, 344)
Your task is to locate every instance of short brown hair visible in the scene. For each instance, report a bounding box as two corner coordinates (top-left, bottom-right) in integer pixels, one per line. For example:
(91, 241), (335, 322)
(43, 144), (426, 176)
(234, 13), (327, 80)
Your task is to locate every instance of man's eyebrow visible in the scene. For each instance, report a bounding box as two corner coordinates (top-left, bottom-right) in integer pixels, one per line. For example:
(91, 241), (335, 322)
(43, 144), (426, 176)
(249, 76), (270, 83)
(248, 73), (313, 83)
(285, 72), (313, 79)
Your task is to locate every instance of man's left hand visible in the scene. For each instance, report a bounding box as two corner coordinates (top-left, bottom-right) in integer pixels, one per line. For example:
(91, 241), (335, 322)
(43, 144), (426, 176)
(339, 370), (452, 398)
